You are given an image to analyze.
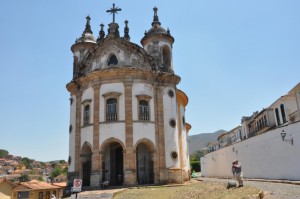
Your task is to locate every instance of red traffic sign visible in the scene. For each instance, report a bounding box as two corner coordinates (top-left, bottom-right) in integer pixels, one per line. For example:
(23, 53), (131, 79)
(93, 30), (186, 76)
(73, 179), (82, 189)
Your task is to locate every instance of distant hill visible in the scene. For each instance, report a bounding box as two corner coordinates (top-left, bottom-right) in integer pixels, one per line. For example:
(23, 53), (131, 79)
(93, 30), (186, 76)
(188, 130), (226, 154)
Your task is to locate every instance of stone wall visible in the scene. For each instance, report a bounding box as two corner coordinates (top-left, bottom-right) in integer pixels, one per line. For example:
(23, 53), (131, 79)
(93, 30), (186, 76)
(201, 122), (300, 180)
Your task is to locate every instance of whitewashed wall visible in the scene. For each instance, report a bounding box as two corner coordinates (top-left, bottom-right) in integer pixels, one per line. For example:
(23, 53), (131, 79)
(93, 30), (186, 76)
(163, 87), (179, 168)
(99, 83), (125, 122)
(99, 123), (126, 147)
(81, 87), (94, 125)
(69, 95), (76, 172)
(81, 126), (93, 149)
(201, 122), (300, 180)
(132, 83), (156, 147)
(179, 105), (189, 171)
(132, 83), (154, 121)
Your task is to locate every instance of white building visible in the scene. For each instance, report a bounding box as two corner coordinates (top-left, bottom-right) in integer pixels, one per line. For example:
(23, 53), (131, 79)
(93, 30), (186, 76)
(66, 5), (191, 188)
(201, 82), (300, 180)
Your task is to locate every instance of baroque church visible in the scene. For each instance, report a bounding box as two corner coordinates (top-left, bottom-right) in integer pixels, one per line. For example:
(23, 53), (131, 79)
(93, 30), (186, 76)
(66, 4), (191, 188)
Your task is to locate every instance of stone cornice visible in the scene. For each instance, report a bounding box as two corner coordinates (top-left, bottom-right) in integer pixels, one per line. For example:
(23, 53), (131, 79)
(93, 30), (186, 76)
(66, 67), (181, 93)
(141, 33), (174, 47)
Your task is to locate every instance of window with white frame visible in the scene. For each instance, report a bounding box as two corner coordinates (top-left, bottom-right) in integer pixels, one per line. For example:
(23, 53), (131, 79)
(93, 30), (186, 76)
(82, 99), (92, 126)
(106, 98), (117, 121)
(136, 95), (152, 121)
(84, 104), (90, 125)
(103, 92), (121, 122)
(139, 100), (149, 121)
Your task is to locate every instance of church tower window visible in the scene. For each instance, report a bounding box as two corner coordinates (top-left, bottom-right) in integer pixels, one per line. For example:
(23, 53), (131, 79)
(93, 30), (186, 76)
(84, 105), (90, 125)
(162, 46), (171, 67)
(106, 98), (118, 121)
(139, 100), (149, 121)
(108, 54), (118, 66)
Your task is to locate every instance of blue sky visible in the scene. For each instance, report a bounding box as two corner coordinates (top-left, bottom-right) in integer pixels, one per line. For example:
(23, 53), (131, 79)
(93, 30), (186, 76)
(0, 1), (299, 162)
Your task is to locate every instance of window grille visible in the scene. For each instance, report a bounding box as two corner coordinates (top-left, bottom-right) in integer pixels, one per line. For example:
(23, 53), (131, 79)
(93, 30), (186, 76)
(107, 98), (117, 121)
(84, 105), (90, 125)
(139, 100), (149, 121)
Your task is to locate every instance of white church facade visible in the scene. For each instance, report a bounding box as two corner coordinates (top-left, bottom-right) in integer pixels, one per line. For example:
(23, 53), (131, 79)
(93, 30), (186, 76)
(66, 5), (191, 188)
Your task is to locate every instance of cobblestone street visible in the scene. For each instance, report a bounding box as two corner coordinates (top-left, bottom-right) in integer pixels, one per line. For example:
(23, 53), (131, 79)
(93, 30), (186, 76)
(200, 177), (300, 199)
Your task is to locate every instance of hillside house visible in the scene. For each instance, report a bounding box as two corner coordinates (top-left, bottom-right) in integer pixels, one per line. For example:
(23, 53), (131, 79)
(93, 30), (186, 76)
(12, 180), (62, 199)
(269, 83), (300, 126)
(0, 178), (15, 199)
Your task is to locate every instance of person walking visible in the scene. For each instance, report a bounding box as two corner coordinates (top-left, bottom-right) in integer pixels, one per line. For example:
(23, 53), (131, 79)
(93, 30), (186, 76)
(232, 160), (243, 187)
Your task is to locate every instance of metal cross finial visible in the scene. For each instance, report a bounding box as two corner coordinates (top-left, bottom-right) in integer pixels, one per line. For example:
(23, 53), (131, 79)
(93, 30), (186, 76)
(106, 3), (122, 23)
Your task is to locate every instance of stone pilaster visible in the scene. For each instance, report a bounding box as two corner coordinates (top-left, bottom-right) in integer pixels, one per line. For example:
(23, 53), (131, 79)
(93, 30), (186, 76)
(123, 81), (136, 185)
(154, 85), (167, 183)
(91, 84), (101, 187)
(75, 93), (82, 173)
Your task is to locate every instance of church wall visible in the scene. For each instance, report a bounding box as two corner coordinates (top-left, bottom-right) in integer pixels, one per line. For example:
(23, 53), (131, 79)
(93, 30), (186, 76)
(144, 40), (173, 68)
(163, 87), (180, 168)
(132, 83), (155, 121)
(99, 83), (125, 122)
(99, 123), (126, 147)
(81, 87), (94, 125)
(69, 95), (76, 172)
(73, 49), (89, 63)
(179, 105), (189, 171)
(133, 123), (156, 147)
(80, 126), (93, 149)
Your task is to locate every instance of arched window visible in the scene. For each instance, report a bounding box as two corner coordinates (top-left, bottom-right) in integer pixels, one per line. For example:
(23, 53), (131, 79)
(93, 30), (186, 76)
(106, 98), (117, 121)
(162, 46), (171, 67)
(139, 100), (149, 121)
(108, 54), (118, 66)
(84, 105), (90, 125)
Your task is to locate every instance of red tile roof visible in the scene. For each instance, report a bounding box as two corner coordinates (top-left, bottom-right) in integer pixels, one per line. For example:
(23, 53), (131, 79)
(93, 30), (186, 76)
(13, 180), (60, 191)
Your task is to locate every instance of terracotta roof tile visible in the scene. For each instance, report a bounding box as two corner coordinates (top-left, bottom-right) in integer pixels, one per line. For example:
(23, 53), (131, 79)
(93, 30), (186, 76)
(53, 182), (67, 187)
(14, 180), (60, 191)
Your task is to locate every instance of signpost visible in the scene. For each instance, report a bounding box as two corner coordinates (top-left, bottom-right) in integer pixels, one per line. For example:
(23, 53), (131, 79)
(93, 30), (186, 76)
(72, 179), (82, 198)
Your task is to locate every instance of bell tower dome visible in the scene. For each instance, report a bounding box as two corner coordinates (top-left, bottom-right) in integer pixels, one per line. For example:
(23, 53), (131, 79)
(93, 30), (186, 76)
(71, 16), (97, 79)
(141, 7), (174, 73)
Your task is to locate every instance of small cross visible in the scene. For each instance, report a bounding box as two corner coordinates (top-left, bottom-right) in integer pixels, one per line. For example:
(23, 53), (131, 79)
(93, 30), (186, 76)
(106, 3), (122, 23)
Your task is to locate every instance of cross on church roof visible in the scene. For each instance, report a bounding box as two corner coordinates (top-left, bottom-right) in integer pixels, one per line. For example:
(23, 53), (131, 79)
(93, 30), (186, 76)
(106, 3), (122, 23)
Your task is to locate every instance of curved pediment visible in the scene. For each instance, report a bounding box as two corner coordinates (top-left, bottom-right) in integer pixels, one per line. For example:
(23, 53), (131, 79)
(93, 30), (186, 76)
(77, 38), (156, 77)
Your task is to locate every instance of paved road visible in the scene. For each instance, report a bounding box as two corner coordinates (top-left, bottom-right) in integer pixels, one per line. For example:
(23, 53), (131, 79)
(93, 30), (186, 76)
(200, 177), (300, 199)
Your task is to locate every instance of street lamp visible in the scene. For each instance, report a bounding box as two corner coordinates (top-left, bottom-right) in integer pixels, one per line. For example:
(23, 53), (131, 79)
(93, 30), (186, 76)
(280, 130), (293, 145)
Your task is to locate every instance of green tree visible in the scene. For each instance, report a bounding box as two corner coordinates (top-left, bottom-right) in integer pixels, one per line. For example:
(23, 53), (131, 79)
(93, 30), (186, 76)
(49, 165), (64, 181)
(59, 160), (66, 164)
(62, 167), (68, 175)
(19, 174), (30, 182)
(22, 157), (31, 169)
(189, 149), (208, 172)
(38, 176), (44, 181)
(190, 149), (207, 160)
(0, 149), (9, 158)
